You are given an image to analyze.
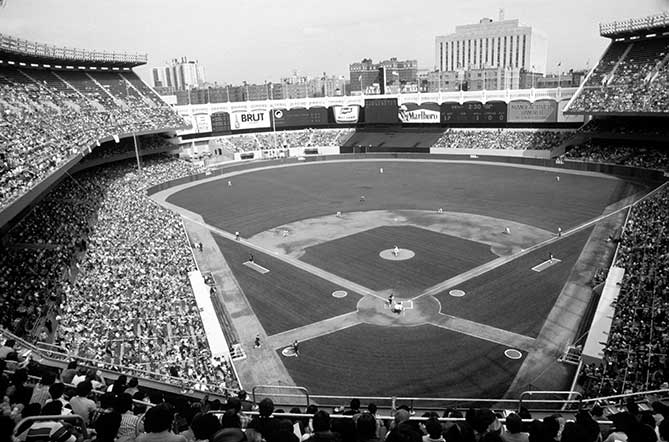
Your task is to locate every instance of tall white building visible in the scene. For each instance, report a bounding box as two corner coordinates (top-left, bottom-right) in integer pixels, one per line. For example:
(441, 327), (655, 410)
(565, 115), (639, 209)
(435, 15), (548, 74)
(152, 57), (206, 91)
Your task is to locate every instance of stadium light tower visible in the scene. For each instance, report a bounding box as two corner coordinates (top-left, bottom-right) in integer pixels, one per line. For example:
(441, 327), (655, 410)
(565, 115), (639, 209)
(124, 81), (142, 173)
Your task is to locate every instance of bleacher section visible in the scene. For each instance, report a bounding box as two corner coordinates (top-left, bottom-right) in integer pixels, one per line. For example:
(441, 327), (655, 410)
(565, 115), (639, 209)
(433, 128), (574, 150)
(1, 155), (239, 393)
(343, 128), (444, 150)
(0, 65), (188, 210)
(568, 35), (669, 113)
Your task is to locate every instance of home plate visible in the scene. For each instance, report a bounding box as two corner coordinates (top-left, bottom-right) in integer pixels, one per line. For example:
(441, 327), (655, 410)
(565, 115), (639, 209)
(243, 261), (270, 274)
(531, 258), (561, 272)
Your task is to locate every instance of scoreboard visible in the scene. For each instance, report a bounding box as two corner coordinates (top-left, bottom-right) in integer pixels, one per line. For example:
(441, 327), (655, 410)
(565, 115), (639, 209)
(210, 112), (231, 133)
(441, 101), (507, 123)
(364, 98), (400, 124)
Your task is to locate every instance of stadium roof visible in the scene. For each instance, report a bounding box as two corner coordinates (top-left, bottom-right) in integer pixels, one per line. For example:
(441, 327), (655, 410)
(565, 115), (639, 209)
(599, 12), (669, 38)
(0, 32), (147, 68)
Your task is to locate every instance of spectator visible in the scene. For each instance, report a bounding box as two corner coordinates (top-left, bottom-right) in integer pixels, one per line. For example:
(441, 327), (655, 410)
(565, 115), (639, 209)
(93, 412), (123, 442)
(60, 361), (78, 385)
(422, 417), (444, 442)
(385, 409), (421, 442)
(305, 410), (340, 442)
(136, 403), (187, 442)
(28, 372), (57, 407)
(501, 413), (528, 442)
(191, 412), (222, 442)
(69, 381), (96, 425)
(24, 401), (76, 442)
(247, 398), (280, 442)
(116, 393), (143, 442)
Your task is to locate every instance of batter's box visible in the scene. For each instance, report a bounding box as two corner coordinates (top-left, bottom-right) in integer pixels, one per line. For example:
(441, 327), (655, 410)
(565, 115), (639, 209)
(385, 300), (414, 313)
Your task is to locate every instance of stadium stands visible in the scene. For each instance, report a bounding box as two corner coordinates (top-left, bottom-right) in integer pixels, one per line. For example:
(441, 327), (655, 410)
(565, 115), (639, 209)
(0, 65), (187, 210)
(568, 35), (669, 113)
(214, 128), (354, 153)
(1, 155), (238, 394)
(432, 128), (573, 150)
(564, 141), (669, 171)
(579, 185), (669, 398)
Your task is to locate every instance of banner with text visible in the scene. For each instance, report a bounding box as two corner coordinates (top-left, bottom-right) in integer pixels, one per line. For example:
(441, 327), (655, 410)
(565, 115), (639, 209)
(230, 110), (271, 131)
(332, 105), (360, 124)
(507, 100), (557, 123)
(194, 113), (212, 133)
(398, 102), (441, 124)
(272, 108), (329, 128)
(441, 101), (507, 123)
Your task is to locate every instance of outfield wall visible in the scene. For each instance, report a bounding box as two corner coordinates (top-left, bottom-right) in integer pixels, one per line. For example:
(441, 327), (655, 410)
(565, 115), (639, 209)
(429, 148), (552, 159)
(173, 88), (583, 136)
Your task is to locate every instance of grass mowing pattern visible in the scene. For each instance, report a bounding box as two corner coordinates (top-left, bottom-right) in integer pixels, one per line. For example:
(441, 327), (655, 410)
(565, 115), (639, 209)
(168, 161), (640, 236)
(213, 234), (361, 335)
(300, 225), (495, 297)
(434, 228), (593, 337)
(279, 323), (524, 398)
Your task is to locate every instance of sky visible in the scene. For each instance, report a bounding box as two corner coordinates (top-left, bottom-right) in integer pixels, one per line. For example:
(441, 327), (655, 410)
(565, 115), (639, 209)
(1, 0), (668, 85)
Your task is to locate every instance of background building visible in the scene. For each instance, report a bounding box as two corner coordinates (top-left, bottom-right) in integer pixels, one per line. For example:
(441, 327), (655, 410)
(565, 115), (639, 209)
(435, 13), (548, 75)
(349, 58), (418, 94)
(152, 57), (206, 91)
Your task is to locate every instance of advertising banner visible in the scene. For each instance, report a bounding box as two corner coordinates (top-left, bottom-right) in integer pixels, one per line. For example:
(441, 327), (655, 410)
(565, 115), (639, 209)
(230, 110), (271, 130)
(398, 103), (440, 124)
(364, 98), (399, 124)
(272, 108), (328, 128)
(210, 112), (231, 133)
(507, 100), (558, 123)
(557, 100), (585, 123)
(441, 101), (507, 123)
(332, 105), (360, 124)
(194, 113), (212, 133)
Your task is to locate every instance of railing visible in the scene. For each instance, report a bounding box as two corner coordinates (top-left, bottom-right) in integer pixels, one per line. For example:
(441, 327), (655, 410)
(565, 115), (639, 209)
(0, 327), (236, 398)
(600, 12), (669, 37)
(13, 415), (88, 439)
(0, 32), (147, 65)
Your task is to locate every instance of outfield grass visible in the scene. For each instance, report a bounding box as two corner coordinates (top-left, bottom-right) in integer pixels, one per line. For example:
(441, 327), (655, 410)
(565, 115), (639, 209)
(300, 225), (495, 297)
(168, 161), (641, 236)
(434, 228), (593, 337)
(213, 234), (361, 335)
(279, 323), (524, 398)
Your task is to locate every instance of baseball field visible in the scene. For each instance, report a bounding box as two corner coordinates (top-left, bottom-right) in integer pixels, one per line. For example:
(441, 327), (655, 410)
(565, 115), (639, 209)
(164, 159), (646, 399)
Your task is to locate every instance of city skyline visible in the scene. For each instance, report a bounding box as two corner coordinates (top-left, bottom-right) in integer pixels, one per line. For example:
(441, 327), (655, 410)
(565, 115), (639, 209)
(0, 0), (666, 85)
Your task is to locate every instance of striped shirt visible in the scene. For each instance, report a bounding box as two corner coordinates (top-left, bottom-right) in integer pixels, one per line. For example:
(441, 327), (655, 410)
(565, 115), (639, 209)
(117, 411), (144, 441)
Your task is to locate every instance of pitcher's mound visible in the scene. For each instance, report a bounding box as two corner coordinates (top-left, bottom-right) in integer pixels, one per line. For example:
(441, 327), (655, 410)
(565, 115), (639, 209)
(379, 248), (415, 261)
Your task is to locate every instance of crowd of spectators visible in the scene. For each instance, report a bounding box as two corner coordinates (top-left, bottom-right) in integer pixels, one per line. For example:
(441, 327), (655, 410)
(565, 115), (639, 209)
(1, 155), (238, 394)
(578, 119), (669, 138)
(579, 185), (669, 399)
(432, 129), (573, 150)
(568, 36), (669, 113)
(80, 135), (174, 163)
(1, 364), (668, 442)
(564, 142), (669, 171)
(0, 65), (188, 210)
(214, 129), (354, 153)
